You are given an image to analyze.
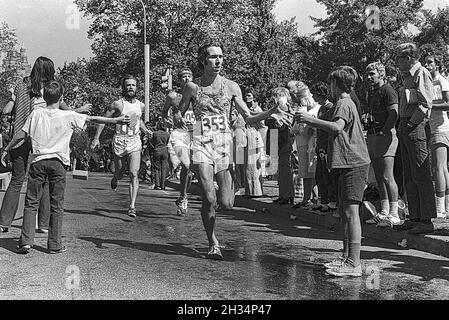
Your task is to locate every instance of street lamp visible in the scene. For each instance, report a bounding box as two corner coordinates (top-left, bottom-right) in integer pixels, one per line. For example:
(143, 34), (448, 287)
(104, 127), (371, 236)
(137, 0), (150, 123)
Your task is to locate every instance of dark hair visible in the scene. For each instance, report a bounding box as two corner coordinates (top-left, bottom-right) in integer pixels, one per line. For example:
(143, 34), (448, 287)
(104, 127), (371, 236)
(309, 81), (330, 100)
(327, 68), (356, 93)
(29, 56), (55, 99)
(423, 53), (442, 71)
(197, 41), (223, 71)
(43, 80), (64, 105)
(121, 74), (137, 89)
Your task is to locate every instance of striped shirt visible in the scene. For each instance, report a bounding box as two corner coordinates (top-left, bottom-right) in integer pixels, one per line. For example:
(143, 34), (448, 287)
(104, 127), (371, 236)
(11, 79), (32, 149)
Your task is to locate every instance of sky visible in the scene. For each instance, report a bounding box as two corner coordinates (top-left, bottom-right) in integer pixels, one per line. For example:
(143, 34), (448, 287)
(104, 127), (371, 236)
(0, 0), (448, 69)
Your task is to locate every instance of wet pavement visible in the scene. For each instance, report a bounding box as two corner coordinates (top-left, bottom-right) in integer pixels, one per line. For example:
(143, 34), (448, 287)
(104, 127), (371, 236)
(0, 173), (448, 300)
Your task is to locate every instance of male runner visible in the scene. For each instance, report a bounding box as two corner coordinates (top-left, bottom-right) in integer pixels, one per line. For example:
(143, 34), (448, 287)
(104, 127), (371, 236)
(162, 68), (195, 216)
(177, 42), (292, 260)
(91, 74), (152, 217)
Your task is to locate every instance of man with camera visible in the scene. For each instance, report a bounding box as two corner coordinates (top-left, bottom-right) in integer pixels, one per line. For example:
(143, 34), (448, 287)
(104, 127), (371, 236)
(364, 62), (401, 228)
(393, 43), (436, 234)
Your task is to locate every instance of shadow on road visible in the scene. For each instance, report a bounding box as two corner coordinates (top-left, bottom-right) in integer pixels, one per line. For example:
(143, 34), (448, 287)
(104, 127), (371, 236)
(78, 236), (207, 260)
(65, 208), (133, 222)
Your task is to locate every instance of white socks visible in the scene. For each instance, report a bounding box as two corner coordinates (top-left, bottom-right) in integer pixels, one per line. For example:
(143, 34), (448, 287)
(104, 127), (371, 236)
(380, 200), (389, 217)
(389, 201), (400, 224)
(436, 196), (446, 218)
(445, 194), (449, 215)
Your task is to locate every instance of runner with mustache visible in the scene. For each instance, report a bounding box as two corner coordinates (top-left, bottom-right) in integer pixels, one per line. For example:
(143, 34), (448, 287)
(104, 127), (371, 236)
(91, 74), (152, 217)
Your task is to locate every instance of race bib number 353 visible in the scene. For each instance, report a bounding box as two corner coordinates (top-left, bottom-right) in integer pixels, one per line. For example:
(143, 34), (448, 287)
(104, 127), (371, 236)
(201, 114), (228, 135)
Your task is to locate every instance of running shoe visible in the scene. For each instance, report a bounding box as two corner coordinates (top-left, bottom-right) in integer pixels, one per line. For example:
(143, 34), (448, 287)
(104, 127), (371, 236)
(176, 196), (188, 216)
(128, 207), (137, 218)
(16, 244), (31, 254)
(36, 228), (49, 234)
(326, 262), (362, 277)
(206, 245), (223, 260)
(49, 246), (67, 254)
(110, 177), (118, 191)
(323, 255), (346, 269)
(365, 213), (387, 225)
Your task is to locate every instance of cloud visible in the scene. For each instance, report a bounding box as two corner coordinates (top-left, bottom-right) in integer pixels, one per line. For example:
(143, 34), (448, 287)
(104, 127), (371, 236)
(17, 4), (31, 9)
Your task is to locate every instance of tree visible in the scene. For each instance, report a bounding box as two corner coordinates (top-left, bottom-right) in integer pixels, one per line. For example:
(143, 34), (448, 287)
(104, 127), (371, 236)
(0, 22), (20, 107)
(415, 7), (449, 66)
(309, 0), (424, 73)
(306, 0), (426, 107)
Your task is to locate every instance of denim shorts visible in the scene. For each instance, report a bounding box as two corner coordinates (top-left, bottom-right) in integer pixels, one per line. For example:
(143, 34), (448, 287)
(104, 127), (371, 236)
(335, 164), (370, 203)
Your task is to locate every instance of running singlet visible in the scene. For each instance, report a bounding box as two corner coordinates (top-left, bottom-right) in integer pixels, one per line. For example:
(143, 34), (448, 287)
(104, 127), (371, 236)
(112, 98), (142, 157)
(193, 77), (232, 136)
(115, 98), (141, 137)
(191, 76), (233, 173)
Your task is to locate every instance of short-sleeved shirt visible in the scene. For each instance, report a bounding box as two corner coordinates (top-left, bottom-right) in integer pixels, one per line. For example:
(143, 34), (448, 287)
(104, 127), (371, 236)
(316, 101), (334, 151)
(328, 97), (371, 169)
(22, 108), (87, 165)
(367, 83), (398, 131)
(429, 74), (449, 134)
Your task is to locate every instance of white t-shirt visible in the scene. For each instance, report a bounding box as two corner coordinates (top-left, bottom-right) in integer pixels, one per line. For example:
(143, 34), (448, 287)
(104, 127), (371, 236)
(22, 108), (87, 165)
(430, 74), (449, 133)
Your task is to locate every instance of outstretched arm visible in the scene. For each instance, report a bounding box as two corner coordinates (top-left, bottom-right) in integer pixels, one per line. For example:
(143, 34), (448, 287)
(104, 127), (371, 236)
(90, 101), (120, 149)
(230, 82), (292, 126)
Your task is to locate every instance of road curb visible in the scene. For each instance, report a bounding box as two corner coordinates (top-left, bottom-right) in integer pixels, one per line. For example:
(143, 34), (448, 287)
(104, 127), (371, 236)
(166, 180), (449, 258)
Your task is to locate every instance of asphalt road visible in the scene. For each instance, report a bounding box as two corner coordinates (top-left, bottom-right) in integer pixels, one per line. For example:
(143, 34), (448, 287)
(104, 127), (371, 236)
(0, 172), (448, 300)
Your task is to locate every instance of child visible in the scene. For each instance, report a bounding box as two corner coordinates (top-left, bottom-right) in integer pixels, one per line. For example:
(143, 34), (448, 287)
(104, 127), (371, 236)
(290, 82), (319, 209)
(295, 67), (371, 277)
(1, 80), (129, 254)
(266, 87), (295, 205)
(309, 81), (338, 213)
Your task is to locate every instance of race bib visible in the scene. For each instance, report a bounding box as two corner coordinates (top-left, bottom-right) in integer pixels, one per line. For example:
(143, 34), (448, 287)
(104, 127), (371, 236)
(201, 114), (228, 135)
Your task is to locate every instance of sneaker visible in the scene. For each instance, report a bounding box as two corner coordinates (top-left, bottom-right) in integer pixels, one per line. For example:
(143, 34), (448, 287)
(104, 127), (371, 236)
(16, 244), (31, 254)
(323, 255), (346, 269)
(206, 245), (223, 260)
(325, 262), (362, 277)
(110, 177), (118, 191)
(176, 196), (188, 216)
(36, 228), (49, 234)
(128, 207), (137, 218)
(49, 246), (67, 254)
(408, 222), (434, 234)
(0, 226), (9, 233)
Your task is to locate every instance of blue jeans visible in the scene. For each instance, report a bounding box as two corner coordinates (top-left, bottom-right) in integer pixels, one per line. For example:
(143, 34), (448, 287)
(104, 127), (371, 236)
(398, 120), (436, 221)
(0, 141), (50, 229)
(19, 159), (66, 250)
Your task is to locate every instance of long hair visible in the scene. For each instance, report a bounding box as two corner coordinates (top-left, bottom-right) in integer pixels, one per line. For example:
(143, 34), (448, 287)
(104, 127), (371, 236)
(29, 56), (55, 99)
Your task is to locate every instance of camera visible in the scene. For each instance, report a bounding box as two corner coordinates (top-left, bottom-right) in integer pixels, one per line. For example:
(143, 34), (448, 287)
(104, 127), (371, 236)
(361, 113), (379, 132)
